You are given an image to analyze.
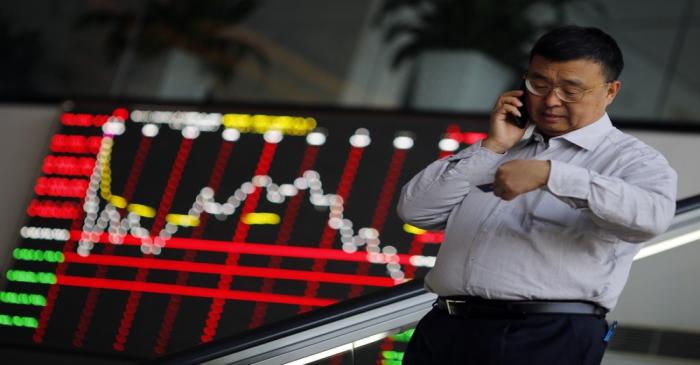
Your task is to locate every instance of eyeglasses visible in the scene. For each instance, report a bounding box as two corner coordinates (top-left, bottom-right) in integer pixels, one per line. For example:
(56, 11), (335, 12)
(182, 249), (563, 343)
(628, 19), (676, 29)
(524, 76), (609, 103)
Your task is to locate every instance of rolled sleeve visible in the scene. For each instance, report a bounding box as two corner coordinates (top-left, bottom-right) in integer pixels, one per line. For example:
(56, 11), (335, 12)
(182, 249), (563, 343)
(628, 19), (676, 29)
(547, 160), (591, 200)
(450, 141), (505, 186)
(545, 153), (677, 243)
(397, 141), (504, 229)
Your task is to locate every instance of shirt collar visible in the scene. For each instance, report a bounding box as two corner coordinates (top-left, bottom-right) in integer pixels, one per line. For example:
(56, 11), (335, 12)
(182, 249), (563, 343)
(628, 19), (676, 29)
(532, 113), (613, 151)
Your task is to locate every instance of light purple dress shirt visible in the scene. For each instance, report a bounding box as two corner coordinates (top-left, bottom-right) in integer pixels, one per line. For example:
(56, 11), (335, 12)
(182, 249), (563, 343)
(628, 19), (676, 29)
(397, 113), (677, 309)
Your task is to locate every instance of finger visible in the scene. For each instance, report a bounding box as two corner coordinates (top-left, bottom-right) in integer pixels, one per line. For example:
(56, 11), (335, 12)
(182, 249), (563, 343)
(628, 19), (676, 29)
(492, 182), (505, 197)
(500, 95), (524, 107)
(501, 192), (516, 201)
(502, 89), (525, 98)
(494, 96), (523, 110)
(494, 189), (516, 200)
(494, 183), (515, 200)
(501, 104), (522, 118)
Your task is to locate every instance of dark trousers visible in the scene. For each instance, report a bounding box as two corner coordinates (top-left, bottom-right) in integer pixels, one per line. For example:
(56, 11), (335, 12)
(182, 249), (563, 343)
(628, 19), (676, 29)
(403, 307), (609, 365)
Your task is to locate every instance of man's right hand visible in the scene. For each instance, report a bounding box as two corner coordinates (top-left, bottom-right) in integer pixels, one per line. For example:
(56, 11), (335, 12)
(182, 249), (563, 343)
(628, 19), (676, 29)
(482, 89), (529, 154)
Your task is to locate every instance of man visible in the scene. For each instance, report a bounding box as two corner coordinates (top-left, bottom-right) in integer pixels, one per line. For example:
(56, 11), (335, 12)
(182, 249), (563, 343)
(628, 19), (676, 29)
(397, 25), (677, 364)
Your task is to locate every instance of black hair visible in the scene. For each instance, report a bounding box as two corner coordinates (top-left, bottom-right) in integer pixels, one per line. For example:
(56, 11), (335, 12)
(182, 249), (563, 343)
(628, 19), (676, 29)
(530, 25), (624, 82)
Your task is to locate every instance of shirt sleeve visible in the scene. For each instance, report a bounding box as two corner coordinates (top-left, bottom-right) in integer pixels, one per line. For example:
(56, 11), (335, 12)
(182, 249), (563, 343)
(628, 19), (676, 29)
(546, 150), (678, 243)
(397, 141), (504, 230)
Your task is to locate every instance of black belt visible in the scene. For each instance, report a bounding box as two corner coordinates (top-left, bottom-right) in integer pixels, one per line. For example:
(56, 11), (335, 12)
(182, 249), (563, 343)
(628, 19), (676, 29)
(435, 296), (608, 318)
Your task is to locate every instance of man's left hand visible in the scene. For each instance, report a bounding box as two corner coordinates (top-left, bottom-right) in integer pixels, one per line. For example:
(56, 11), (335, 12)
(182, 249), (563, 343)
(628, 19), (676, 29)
(493, 160), (551, 200)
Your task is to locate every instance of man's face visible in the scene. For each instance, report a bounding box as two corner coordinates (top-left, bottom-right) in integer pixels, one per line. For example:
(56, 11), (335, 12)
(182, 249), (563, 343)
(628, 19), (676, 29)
(525, 55), (621, 137)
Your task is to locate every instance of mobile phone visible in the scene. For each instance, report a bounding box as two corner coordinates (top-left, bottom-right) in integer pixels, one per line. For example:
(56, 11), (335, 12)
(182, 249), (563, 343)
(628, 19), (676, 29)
(509, 80), (529, 128)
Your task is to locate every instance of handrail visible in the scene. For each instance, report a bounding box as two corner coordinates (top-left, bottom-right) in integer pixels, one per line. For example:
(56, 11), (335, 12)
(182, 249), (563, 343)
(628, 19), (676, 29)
(146, 193), (700, 365)
(676, 193), (700, 215)
(145, 279), (427, 365)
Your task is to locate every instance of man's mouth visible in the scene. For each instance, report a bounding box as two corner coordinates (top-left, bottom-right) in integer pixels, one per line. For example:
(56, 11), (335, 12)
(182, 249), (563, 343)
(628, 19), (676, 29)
(542, 112), (566, 121)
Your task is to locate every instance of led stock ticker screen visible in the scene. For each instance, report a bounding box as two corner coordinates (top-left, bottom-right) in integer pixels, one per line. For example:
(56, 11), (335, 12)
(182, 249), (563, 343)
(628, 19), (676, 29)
(0, 104), (488, 358)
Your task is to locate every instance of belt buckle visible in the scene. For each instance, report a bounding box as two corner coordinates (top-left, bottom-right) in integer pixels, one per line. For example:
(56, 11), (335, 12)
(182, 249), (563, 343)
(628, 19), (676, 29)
(445, 299), (466, 315)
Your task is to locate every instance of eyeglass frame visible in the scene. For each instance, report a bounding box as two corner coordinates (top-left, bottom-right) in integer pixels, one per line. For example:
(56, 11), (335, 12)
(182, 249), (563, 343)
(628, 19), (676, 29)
(522, 73), (611, 103)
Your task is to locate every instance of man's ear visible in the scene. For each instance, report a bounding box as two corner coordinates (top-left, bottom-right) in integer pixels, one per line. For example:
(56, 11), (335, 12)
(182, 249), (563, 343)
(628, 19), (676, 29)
(605, 80), (621, 106)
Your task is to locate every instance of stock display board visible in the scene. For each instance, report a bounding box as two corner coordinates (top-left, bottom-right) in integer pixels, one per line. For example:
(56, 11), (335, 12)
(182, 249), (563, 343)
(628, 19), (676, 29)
(0, 103), (488, 360)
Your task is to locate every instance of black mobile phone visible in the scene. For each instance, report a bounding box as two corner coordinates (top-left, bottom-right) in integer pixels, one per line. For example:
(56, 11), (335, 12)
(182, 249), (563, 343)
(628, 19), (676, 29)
(509, 80), (529, 128)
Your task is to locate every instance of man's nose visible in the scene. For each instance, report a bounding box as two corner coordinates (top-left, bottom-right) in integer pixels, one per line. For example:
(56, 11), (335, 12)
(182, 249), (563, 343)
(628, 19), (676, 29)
(544, 88), (563, 107)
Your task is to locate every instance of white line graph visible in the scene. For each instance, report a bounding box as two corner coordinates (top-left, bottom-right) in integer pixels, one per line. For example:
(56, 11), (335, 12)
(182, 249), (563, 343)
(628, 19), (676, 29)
(74, 120), (430, 281)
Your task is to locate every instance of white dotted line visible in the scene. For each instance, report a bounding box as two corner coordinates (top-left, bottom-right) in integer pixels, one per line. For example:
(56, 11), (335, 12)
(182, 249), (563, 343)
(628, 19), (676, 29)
(76, 128), (432, 280)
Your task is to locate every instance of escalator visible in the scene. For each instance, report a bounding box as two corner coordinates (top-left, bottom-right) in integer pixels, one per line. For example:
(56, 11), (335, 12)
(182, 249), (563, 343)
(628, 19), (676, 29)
(149, 194), (700, 365)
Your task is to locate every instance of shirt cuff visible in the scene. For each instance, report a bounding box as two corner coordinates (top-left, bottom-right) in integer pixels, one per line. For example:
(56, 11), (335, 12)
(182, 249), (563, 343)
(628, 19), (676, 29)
(477, 140), (508, 158)
(547, 160), (591, 200)
(447, 141), (503, 184)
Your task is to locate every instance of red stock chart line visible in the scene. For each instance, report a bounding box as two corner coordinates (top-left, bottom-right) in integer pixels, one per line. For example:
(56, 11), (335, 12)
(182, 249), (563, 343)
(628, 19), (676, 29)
(0, 105), (486, 358)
